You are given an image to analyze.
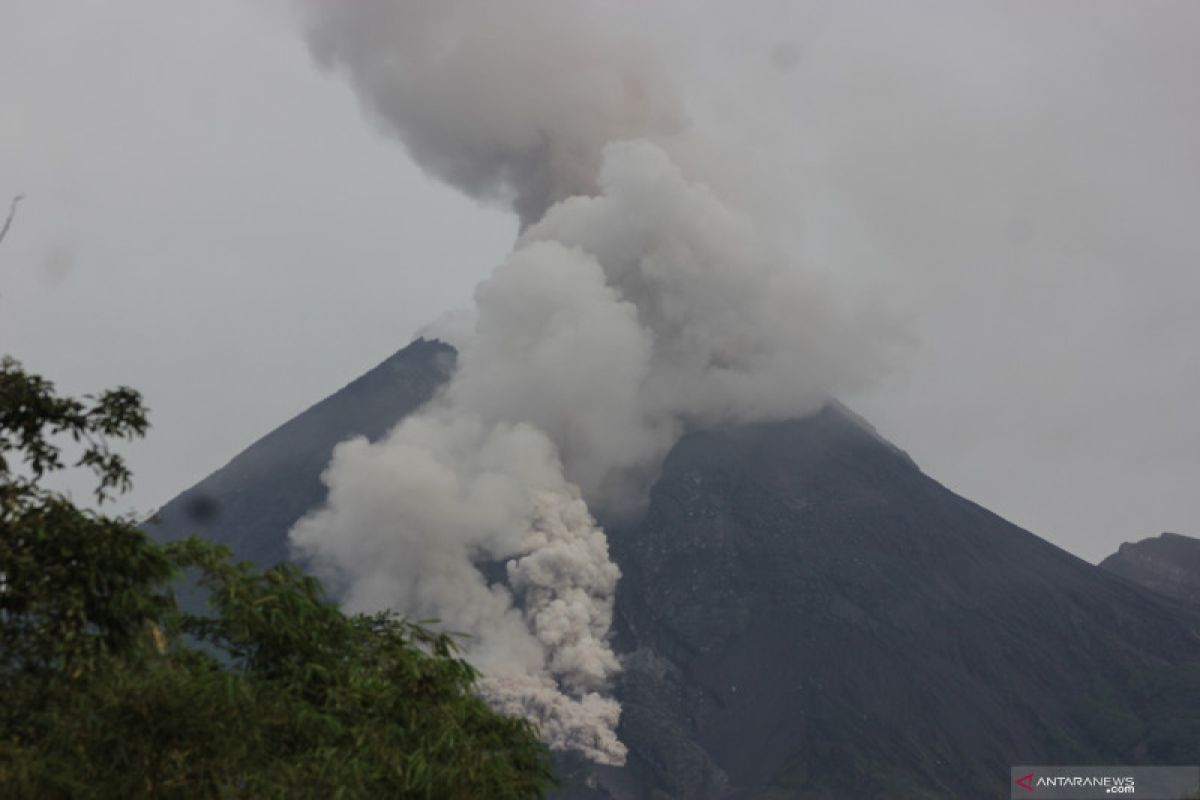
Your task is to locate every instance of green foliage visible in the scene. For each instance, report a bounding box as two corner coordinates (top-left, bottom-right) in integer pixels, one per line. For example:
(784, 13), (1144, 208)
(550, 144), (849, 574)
(0, 358), (553, 799)
(0, 356), (165, 681)
(0, 355), (147, 502)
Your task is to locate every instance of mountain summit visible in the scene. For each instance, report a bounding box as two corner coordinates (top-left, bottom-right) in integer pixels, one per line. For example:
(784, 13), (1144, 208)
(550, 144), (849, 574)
(149, 340), (1200, 799)
(1101, 532), (1200, 607)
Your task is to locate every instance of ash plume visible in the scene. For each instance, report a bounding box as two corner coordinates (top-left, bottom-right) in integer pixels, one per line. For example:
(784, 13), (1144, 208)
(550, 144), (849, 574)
(293, 0), (893, 764)
(304, 0), (682, 229)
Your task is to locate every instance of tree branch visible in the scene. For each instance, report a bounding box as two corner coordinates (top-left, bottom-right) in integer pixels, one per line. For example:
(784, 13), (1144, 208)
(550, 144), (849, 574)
(0, 194), (25, 247)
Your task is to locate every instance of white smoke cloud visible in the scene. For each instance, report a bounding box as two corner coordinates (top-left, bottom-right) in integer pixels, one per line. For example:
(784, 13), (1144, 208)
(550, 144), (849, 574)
(292, 409), (628, 763)
(508, 489), (621, 694)
(293, 0), (896, 764)
(303, 0), (683, 228)
(477, 674), (624, 767)
(449, 140), (892, 509)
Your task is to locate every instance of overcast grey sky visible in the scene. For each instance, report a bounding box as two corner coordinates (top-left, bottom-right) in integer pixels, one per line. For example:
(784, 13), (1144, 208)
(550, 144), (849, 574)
(1, 0), (1197, 563)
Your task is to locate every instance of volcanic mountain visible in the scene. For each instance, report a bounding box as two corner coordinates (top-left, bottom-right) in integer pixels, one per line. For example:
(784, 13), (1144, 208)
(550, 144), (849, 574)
(149, 339), (1200, 799)
(147, 338), (455, 569)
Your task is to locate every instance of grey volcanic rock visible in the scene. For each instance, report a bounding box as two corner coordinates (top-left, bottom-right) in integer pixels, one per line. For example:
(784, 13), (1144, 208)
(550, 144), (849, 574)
(1101, 532), (1200, 606)
(147, 344), (1200, 799)
(575, 411), (1200, 799)
(146, 338), (454, 567)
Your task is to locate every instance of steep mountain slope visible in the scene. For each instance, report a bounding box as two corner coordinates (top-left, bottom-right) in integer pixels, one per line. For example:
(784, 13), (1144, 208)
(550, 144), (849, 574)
(1101, 532), (1200, 607)
(147, 341), (1200, 799)
(592, 410), (1200, 798)
(146, 338), (454, 566)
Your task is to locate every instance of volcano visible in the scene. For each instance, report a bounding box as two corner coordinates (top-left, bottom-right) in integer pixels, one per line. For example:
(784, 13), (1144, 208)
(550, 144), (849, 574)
(149, 339), (1200, 799)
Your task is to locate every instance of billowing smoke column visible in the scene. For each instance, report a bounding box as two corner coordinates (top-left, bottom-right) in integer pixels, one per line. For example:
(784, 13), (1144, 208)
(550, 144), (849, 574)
(292, 0), (889, 765)
(304, 0), (682, 229)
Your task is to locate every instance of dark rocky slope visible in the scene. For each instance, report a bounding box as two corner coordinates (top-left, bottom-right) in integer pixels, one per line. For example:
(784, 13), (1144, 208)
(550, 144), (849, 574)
(590, 411), (1200, 798)
(146, 338), (454, 566)
(147, 342), (1200, 799)
(1101, 532), (1200, 607)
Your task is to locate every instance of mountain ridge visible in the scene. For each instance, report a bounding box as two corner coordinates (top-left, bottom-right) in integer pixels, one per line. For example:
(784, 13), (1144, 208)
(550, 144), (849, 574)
(597, 412), (1200, 797)
(146, 340), (1200, 799)
(147, 338), (455, 567)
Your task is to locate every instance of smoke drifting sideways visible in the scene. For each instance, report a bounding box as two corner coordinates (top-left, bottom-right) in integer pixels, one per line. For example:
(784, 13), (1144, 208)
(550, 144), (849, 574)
(292, 0), (894, 765)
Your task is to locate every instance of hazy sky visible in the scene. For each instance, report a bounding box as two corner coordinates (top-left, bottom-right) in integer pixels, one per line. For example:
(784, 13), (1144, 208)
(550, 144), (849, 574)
(2, 0), (1197, 563)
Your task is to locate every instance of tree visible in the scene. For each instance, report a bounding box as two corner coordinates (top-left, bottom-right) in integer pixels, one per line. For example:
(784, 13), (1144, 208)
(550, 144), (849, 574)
(0, 357), (554, 798)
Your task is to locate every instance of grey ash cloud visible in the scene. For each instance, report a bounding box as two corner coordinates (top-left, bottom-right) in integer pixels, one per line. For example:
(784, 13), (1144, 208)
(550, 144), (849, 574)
(291, 0), (897, 763)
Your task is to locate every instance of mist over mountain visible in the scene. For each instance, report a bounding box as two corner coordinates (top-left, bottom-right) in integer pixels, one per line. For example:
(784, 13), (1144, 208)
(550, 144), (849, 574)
(150, 342), (1200, 799)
